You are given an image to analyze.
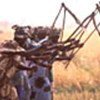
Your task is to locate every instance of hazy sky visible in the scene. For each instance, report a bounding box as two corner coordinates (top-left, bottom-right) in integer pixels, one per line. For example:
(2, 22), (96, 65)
(0, 0), (99, 27)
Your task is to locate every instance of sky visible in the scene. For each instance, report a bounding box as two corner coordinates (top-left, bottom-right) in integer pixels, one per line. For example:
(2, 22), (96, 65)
(0, 0), (99, 27)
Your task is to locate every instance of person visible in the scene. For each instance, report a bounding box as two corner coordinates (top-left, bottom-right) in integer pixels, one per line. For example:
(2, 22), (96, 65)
(12, 25), (31, 100)
(28, 27), (61, 100)
(29, 60), (52, 100)
(26, 26), (52, 100)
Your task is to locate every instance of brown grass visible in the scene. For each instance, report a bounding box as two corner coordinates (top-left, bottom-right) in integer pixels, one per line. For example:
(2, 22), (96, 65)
(53, 50), (100, 100)
(53, 32), (100, 100)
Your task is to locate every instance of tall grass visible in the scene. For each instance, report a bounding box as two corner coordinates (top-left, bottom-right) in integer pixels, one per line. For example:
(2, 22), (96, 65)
(53, 54), (100, 100)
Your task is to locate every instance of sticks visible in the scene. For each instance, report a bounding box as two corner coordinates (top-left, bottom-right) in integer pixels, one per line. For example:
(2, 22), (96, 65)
(61, 3), (81, 25)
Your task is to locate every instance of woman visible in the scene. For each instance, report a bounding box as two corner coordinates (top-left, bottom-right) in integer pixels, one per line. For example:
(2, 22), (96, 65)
(29, 61), (51, 100)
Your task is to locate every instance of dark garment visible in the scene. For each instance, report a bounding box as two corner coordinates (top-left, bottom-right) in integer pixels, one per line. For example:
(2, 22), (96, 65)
(29, 64), (51, 100)
(12, 71), (31, 100)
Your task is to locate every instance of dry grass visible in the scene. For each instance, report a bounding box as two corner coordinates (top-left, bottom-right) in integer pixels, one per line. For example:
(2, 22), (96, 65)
(53, 53), (100, 100)
(54, 91), (100, 100)
(52, 32), (100, 100)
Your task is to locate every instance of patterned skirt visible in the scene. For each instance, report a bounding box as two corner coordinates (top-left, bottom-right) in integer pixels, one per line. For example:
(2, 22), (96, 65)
(29, 66), (52, 100)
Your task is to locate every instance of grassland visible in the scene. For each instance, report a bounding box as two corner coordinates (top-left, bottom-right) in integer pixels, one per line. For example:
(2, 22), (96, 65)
(53, 50), (100, 100)
(53, 63), (100, 100)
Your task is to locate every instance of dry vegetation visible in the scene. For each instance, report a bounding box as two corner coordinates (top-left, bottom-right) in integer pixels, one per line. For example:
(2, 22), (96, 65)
(53, 57), (100, 100)
(53, 33), (100, 100)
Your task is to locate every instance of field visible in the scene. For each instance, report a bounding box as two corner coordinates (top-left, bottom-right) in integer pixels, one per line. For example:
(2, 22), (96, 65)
(53, 33), (100, 100)
(53, 60), (100, 100)
(1, 24), (100, 100)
